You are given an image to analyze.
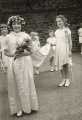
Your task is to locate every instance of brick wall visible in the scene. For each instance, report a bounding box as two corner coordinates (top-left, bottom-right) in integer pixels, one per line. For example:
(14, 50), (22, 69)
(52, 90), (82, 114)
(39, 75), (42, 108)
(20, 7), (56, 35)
(24, 11), (57, 45)
(0, 8), (82, 51)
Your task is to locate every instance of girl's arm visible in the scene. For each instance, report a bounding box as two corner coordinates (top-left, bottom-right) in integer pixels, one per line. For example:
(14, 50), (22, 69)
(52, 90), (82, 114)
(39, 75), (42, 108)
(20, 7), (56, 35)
(0, 41), (2, 59)
(38, 40), (40, 48)
(46, 38), (50, 45)
(65, 29), (72, 52)
(68, 30), (72, 52)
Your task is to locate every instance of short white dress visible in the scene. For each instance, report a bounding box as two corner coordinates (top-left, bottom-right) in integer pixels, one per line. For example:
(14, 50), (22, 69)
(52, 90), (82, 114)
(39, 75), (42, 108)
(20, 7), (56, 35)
(31, 37), (56, 68)
(55, 27), (71, 70)
(46, 36), (56, 58)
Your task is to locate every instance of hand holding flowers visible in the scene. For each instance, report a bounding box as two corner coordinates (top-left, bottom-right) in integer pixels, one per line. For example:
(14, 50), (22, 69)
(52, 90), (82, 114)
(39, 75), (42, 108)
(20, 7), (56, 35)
(14, 39), (32, 60)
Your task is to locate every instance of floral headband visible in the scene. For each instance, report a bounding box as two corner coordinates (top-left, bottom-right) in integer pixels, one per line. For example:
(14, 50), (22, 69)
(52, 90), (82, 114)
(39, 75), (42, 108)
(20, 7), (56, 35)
(7, 15), (25, 29)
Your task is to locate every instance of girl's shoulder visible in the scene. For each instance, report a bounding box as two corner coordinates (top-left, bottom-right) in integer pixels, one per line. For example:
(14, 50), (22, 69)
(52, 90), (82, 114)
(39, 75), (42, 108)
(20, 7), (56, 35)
(55, 29), (61, 35)
(47, 37), (51, 42)
(7, 31), (16, 36)
(6, 32), (13, 38)
(64, 27), (71, 35)
(78, 28), (82, 32)
(55, 29), (59, 33)
(21, 32), (31, 40)
(65, 27), (71, 32)
(0, 35), (3, 39)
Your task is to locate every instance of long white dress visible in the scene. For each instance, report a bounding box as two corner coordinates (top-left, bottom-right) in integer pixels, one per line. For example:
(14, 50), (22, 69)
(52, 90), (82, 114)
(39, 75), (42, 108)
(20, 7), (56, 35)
(55, 28), (71, 70)
(5, 32), (39, 115)
(0, 35), (8, 67)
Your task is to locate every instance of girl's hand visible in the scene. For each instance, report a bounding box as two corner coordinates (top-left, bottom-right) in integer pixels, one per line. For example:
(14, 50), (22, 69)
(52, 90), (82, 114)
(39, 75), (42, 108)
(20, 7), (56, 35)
(14, 53), (24, 60)
(14, 51), (31, 60)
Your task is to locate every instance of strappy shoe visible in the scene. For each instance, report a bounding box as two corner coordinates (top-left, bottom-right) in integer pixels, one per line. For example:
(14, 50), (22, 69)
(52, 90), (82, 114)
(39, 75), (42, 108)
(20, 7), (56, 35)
(58, 79), (66, 87)
(64, 79), (70, 87)
(16, 111), (23, 117)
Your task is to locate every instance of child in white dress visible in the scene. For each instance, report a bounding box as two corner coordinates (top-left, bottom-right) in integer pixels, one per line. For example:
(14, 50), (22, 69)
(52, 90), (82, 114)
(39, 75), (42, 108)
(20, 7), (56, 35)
(0, 24), (8, 72)
(47, 30), (56, 71)
(78, 23), (82, 54)
(55, 15), (72, 87)
(30, 32), (40, 74)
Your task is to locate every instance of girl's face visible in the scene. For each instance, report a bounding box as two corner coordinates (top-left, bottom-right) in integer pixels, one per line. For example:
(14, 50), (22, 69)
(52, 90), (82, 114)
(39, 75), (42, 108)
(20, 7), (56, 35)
(1, 28), (8, 36)
(56, 17), (64, 28)
(49, 31), (54, 37)
(12, 23), (21, 33)
(32, 35), (39, 41)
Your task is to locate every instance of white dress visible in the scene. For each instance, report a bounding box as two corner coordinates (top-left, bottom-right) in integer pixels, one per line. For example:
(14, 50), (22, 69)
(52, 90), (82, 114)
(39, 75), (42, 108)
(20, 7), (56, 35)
(5, 32), (39, 115)
(46, 37), (56, 58)
(31, 43), (50, 68)
(31, 37), (56, 68)
(0, 35), (8, 67)
(55, 28), (71, 70)
(32, 40), (40, 52)
(78, 28), (82, 43)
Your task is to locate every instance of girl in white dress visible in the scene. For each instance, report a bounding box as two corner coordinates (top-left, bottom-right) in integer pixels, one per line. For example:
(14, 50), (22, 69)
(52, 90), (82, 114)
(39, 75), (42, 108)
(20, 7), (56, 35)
(0, 24), (8, 72)
(4, 16), (39, 117)
(30, 32), (40, 74)
(55, 15), (72, 87)
(47, 30), (56, 71)
(31, 32), (55, 73)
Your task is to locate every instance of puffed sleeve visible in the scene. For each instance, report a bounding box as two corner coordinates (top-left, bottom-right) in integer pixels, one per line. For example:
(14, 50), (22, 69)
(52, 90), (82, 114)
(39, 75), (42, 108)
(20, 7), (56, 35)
(23, 32), (33, 53)
(67, 28), (72, 51)
(23, 32), (31, 41)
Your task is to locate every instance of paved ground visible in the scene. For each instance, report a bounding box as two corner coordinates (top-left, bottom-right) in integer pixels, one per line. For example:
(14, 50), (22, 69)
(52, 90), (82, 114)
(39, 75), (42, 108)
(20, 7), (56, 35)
(0, 53), (82, 120)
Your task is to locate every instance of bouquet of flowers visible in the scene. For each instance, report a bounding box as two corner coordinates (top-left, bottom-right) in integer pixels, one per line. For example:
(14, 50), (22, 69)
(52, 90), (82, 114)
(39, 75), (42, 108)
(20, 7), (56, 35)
(14, 39), (32, 60)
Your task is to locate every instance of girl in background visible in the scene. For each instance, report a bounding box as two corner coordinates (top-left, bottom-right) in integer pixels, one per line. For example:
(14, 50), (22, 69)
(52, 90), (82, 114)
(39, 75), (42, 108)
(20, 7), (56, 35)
(30, 32), (40, 74)
(47, 30), (56, 71)
(78, 23), (82, 54)
(0, 24), (8, 72)
(55, 15), (72, 87)
(30, 31), (56, 73)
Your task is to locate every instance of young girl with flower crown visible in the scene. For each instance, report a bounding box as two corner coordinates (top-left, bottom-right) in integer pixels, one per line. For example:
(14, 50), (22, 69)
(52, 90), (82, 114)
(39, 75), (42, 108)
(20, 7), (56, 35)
(4, 16), (39, 117)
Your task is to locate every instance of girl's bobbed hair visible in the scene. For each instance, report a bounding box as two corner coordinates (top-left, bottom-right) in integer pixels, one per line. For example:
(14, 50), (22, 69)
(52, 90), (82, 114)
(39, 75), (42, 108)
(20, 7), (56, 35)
(56, 15), (69, 27)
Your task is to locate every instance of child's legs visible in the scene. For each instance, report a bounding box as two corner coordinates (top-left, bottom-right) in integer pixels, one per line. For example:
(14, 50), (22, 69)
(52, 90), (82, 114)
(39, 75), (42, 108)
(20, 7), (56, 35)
(63, 64), (71, 79)
(35, 67), (39, 74)
(60, 67), (65, 80)
(58, 67), (66, 86)
(50, 56), (54, 67)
